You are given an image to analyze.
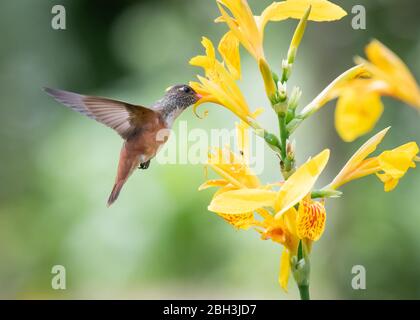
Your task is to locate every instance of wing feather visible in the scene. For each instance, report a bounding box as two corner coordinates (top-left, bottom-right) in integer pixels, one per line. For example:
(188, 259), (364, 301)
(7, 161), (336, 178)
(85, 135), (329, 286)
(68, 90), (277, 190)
(44, 87), (157, 139)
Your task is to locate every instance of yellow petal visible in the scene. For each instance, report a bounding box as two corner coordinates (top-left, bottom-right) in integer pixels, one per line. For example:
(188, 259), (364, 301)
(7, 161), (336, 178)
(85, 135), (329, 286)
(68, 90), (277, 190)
(216, 212), (256, 230)
(378, 143), (419, 177)
(296, 198), (326, 241)
(278, 208), (300, 253)
(189, 55), (212, 69)
(218, 31), (241, 80)
(259, 58), (277, 100)
(330, 127), (389, 189)
(365, 39), (420, 108)
(216, 1), (264, 60)
(329, 127), (390, 189)
(208, 147), (261, 188)
(282, 208), (298, 238)
(202, 36), (216, 63)
(189, 37), (216, 74)
(375, 142), (419, 191)
(279, 249), (291, 291)
(197, 75), (250, 123)
(217, 2), (258, 60)
(335, 82), (384, 142)
(275, 149), (330, 217)
(208, 189), (277, 214)
(260, 0), (346, 33)
(198, 179), (229, 191)
(376, 173), (399, 192)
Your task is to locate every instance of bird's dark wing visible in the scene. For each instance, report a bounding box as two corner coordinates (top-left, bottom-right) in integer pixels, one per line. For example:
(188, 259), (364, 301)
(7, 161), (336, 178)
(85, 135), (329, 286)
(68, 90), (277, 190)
(44, 87), (157, 139)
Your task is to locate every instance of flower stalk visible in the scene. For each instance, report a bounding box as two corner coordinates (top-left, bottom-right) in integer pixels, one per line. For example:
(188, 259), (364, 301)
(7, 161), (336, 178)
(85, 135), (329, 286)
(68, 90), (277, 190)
(292, 241), (311, 300)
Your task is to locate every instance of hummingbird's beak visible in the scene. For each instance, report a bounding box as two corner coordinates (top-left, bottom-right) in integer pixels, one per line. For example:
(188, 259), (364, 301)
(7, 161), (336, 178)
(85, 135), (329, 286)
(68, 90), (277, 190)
(195, 93), (203, 99)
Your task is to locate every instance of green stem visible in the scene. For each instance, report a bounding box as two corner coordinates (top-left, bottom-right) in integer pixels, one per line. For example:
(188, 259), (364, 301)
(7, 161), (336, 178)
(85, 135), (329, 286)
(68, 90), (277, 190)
(298, 285), (310, 300)
(278, 114), (288, 160)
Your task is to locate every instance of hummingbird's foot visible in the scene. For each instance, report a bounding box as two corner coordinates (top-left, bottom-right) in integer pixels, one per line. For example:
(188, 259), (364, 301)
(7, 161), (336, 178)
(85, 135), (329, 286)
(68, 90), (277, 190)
(139, 160), (150, 170)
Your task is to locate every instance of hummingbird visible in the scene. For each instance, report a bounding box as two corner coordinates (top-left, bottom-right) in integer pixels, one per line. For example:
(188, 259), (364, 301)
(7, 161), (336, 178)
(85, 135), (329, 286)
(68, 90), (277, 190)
(44, 85), (201, 206)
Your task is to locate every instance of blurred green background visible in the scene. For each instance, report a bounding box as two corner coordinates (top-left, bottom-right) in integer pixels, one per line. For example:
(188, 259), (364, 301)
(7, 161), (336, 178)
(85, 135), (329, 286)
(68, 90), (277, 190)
(0, 0), (419, 299)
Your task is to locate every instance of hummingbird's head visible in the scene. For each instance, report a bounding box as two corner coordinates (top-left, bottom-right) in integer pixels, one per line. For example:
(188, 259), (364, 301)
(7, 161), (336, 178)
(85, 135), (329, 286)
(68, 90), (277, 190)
(163, 84), (201, 110)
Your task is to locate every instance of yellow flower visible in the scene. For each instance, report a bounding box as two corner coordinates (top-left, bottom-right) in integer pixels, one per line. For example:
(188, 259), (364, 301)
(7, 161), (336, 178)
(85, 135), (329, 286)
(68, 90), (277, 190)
(189, 37), (253, 124)
(301, 40), (420, 142)
(328, 40), (420, 142)
(199, 116), (263, 229)
(216, 0), (346, 61)
(207, 149), (330, 216)
(329, 127), (419, 191)
(334, 41), (420, 141)
(358, 40), (420, 108)
(202, 126), (330, 291)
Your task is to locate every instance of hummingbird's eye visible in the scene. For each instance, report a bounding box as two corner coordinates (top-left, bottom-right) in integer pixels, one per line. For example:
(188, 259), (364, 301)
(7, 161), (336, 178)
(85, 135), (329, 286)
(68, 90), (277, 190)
(180, 86), (192, 94)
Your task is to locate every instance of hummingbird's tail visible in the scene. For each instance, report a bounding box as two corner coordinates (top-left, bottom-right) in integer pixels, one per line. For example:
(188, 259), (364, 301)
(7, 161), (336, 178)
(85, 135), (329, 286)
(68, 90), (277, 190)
(107, 180), (125, 207)
(107, 144), (140, 207)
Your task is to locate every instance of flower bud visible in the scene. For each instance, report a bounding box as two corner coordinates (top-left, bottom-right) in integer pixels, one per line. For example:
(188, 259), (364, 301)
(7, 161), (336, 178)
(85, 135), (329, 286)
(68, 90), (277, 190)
(287, 6), (311, 64)
(259, 58), (278, 103)
(288, 86), (302, 111)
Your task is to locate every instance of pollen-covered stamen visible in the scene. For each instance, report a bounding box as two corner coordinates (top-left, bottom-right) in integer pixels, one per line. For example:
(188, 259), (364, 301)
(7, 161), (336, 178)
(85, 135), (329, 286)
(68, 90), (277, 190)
(296, 199), (326, 241)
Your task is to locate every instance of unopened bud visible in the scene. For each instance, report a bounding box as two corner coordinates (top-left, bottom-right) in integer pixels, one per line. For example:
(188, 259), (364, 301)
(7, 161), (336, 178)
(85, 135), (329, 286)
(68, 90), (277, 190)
(259, 58), (278, 102)
(286, 140), (296, 158)
(288, 5), (311, 64)
(288, 86), (302, 111)
(311, 189), (343, 199)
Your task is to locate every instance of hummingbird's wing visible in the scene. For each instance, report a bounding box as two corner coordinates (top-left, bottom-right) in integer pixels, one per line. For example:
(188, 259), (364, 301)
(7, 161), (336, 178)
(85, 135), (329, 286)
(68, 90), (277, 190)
(44, 87), (157, 139)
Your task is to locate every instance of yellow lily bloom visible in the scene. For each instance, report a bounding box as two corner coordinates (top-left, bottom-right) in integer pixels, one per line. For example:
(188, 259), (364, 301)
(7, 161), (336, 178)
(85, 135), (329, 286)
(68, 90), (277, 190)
(335, 41), (420, 142)
(216, 0), (346, 61)
(360, 40), (420, 108)
(199, 117), (264, 229)
(330, 128), (419, 191)
(301, 40), (420, 142)
(207, 149), (330, 215)
(202, 126), (330, 291)
(339, 41), (419, 142)
(190, 37), (253, 124)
